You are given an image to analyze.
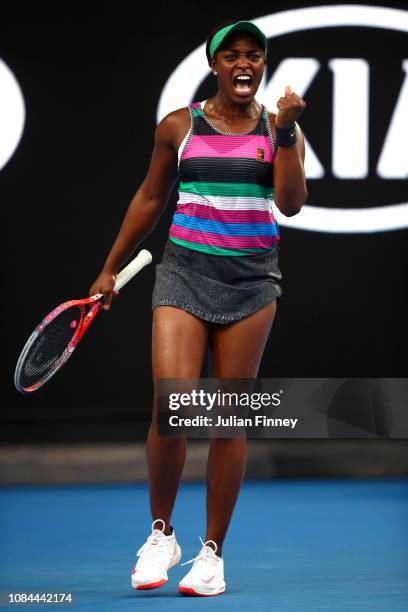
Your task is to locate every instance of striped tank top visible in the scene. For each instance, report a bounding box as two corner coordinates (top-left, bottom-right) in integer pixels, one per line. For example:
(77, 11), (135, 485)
(168, 99), (279, 256)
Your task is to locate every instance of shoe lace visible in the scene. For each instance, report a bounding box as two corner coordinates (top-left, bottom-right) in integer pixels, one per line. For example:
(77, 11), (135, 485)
(137, 531), (168, 563)
(181, 537), (218, 567)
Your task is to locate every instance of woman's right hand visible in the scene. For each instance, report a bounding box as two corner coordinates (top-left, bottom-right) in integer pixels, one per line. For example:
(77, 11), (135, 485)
(89, 269), (118, 311)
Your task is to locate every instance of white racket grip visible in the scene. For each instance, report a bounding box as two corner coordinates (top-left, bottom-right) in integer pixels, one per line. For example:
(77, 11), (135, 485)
(114, 249), (153, 291)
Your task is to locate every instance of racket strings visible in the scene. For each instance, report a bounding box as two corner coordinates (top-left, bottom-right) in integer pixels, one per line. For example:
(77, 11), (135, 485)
(17, 306), (84, 389)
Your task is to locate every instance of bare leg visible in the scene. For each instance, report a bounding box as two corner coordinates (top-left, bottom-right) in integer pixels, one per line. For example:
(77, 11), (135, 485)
(148, 306), (208, 534)
(206, 301), (277, 554)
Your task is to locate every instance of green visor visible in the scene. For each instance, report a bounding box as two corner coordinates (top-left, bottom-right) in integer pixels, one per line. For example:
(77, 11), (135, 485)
(209, 21), (268, 60)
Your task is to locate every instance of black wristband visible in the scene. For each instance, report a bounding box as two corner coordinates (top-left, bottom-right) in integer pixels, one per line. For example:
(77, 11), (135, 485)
(276, 123), (297, 147)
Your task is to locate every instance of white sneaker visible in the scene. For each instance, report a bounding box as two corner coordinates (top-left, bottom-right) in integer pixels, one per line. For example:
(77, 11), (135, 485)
(178, 538), (226, 596)
(131, 519), (181, 590)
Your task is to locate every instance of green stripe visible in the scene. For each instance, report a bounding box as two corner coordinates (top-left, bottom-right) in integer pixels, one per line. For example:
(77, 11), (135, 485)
(190, 107), (201, 118)
(169, 236), (270, 256)
(179, 181), (273, 199)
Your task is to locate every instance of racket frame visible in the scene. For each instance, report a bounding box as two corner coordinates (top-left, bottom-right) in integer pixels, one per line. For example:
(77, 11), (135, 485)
(14, 295), (103, 393)
(14, 249), (152, 394)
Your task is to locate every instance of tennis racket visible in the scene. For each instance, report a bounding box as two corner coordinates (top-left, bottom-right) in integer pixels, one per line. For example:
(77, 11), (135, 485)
(14, 249), (152, 394)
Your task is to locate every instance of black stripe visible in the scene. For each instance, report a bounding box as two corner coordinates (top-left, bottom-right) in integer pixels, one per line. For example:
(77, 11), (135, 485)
(194, 114), (269, 138)
(180, 157), (273, 187)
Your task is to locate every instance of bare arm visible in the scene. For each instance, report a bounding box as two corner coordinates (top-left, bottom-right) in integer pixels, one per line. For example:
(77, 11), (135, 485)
(89, 112), (180, 308)
(271, 86), (308, 217)
(273, 123), (307, 217)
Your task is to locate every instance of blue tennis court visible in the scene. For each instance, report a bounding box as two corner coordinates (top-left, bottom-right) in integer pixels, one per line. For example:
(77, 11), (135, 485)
(1, 478), (407, 611)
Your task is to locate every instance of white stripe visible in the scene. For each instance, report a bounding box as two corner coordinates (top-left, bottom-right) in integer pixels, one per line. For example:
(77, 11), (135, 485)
(176, 192), (274, 211)
(275, 202), (408, 233)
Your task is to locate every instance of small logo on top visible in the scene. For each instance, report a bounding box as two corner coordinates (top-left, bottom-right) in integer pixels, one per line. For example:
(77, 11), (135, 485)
(256, 147), (265, 161)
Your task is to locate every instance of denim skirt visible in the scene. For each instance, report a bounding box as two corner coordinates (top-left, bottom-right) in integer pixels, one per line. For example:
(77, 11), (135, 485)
(151, 239), (282, 324)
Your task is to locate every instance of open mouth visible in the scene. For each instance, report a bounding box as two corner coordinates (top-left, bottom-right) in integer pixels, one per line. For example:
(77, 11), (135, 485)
(233, 75), (253, 95)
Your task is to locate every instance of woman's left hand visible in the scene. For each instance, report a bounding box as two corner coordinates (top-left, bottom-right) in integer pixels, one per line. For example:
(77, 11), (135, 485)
(276, 86), (306, 128)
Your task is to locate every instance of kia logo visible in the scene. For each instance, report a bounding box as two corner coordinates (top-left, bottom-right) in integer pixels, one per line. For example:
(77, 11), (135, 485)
(0, 58), (25, 172)
(158, 5), (408, 233)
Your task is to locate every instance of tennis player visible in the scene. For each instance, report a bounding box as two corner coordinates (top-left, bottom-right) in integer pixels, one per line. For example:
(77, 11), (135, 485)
(89, 19), (307, 596)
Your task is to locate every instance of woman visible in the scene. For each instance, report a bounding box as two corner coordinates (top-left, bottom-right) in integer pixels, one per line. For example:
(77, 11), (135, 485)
(89, 19), (307, 597)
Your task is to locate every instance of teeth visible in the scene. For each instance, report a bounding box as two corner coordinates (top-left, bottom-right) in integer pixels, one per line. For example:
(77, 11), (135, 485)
(236, 76), (251, 80)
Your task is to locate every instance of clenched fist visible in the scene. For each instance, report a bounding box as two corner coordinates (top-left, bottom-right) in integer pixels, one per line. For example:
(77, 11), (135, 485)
(276, 86), (306, 128)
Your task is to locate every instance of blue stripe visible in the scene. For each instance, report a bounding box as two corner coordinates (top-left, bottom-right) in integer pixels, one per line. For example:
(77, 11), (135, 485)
(172, 213), (279, 237)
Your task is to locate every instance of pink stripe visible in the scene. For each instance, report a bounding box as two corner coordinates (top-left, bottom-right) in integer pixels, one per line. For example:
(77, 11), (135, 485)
(182, 135), (274, 162)
(169, 225), (279, 249)
(176, 203), (275, 224)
